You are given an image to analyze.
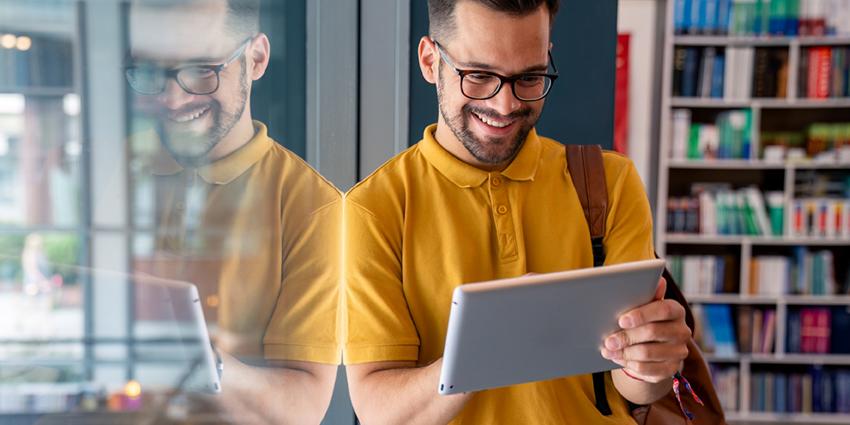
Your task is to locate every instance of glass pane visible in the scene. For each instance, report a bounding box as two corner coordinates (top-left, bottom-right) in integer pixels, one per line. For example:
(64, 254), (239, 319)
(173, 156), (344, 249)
(0, 0), (81, 229)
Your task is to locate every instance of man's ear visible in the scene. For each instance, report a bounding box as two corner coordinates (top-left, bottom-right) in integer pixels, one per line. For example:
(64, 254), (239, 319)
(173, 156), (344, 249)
(418, 36), (439, 85)
(248, 33), (271, 81)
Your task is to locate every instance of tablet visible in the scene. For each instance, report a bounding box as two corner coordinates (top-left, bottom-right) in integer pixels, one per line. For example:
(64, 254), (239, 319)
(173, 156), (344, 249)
(133, 275), (222, 394)
(438, 259), (666, 395)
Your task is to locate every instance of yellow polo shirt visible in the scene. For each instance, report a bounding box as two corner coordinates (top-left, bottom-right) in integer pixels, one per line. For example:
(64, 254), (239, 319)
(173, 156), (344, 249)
(139, 121), (341, 364)
(344, 124), (654, 424)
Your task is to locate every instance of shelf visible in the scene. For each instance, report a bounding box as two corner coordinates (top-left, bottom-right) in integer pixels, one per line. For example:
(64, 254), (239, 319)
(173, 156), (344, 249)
(704, 353), (850, 365)
(670, 97), (850, 109)
(673, 35), (850, 47)
(665, 234), (850, 246)
(668, 160), (850, 170)
(727, 412), (850, 424)
(687, 295), (850, 305)
(687, 294), (780, 304)
(668, 160), (786, 169)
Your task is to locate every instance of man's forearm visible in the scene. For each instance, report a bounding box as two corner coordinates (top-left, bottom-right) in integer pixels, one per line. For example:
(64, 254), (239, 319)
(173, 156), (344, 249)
(611, 368), (672, 406)
(220, 356), (336, 425)
(348, 359), (473, 425)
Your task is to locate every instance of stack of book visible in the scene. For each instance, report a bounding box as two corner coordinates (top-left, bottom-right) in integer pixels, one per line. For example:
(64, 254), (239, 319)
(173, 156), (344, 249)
(670, 109), (753, 160)
(694, 304), (739, 356)
(667, 254), (738, 295)
(678, 0), (850, 36)
(762, 123), (850, 162)
(667, 185), (783, 236)
(790, 198), (850, 238)
(736, 306), (778, 353)
(750, 249), (842, 296)
(673, 47), (727, 98)
(751, 368), (850, 413)
(800, 46), (850, 99)
(0, 33), (73, 88)
(710, 364), (740, 412)
(788, 306), (850, 354)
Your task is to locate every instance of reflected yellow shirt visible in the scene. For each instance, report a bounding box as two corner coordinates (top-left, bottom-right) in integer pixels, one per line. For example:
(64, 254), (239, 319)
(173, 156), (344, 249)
(344, 124), (654, 424)
(142, 121), (341, 364)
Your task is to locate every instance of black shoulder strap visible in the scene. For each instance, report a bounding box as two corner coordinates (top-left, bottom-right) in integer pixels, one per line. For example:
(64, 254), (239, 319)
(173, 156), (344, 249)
(565, 144), (612, 416)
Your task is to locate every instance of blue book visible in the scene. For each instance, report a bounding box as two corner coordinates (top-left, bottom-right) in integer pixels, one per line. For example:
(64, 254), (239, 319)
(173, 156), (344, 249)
(675, 0), (693, 34)
(691, 0), (705, 34)
(682, 48), (701, 97)
(705, 304), (738, 356)
(776, 373), (787, 413)
(705, 0), (719, 33)
(716, 0), (733, 34)
(787, 309), (801, 353)
(711, 53), (725, 98)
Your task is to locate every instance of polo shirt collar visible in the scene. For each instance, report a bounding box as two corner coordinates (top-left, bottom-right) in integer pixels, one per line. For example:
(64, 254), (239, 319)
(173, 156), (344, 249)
(148, 121), (272, 185)
(419, 124), (542, 188)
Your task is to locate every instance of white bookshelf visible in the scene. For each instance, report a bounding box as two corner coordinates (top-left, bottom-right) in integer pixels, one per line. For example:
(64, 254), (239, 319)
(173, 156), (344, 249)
(657, 1), (850, 423)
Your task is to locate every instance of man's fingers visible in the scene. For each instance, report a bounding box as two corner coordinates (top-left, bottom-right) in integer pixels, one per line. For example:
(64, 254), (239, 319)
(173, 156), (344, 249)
(618, 298), (685, 330)
(604, 321), (691, 350)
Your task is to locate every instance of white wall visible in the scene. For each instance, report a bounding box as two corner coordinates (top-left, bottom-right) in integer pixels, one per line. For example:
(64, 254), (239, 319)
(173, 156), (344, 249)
(617, 0), (661, 189)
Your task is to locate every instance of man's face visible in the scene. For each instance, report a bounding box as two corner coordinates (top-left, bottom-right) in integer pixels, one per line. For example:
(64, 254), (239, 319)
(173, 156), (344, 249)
(129, 1), (250, 165)
(433, 2), (551, 166)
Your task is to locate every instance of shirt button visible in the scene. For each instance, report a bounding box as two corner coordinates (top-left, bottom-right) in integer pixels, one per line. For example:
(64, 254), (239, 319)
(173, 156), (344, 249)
(497, 205), (508, 215)
(492, 176), (502, 187)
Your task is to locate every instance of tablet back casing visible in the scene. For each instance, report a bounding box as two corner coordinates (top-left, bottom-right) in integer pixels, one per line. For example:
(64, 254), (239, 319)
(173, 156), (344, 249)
(438, 259), (666, 395)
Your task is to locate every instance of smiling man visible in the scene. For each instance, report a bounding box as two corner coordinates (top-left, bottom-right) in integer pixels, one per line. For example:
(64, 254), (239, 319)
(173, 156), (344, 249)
(127, 1), (341, 423)
(343, 0), (691, 424)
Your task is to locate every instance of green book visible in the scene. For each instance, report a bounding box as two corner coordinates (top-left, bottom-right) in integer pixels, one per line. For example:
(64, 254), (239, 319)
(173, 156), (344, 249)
(688, 125), (702, 159)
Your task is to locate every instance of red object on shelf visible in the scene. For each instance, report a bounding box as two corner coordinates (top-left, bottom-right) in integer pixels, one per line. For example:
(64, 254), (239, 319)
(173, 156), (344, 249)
(614, 33), (630, 155)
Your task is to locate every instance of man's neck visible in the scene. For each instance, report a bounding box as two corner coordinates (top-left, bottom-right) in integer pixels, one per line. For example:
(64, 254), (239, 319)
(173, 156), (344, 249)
(206, 115), (256, 162)
(433, 119), (510, 172)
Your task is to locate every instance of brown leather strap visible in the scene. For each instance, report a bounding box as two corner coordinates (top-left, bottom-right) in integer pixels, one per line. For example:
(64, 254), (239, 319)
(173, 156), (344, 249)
(565, 145), (608, 240)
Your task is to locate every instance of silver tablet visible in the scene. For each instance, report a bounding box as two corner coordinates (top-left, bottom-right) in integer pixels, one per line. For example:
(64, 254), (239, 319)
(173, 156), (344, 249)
(438, 259), (666, 395)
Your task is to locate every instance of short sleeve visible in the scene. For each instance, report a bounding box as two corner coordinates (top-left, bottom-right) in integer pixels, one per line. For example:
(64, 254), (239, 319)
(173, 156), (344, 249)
(343, 198), (420, 364)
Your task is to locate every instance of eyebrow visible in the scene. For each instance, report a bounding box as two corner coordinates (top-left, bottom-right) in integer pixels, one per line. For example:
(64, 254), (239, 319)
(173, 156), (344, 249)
(456, 59), (550, 74)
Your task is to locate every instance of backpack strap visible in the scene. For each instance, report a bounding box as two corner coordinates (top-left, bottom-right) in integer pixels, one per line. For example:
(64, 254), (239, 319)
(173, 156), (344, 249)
(566, 145), (608, 268)
(565, 144), (612, 416)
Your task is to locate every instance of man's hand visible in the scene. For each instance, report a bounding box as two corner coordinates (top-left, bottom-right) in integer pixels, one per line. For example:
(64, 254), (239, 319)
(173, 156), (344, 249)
(600, 278), (690, 384)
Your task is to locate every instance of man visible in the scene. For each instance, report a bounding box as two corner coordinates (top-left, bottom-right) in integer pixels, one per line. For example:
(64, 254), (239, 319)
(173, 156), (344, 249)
(127, 1), (340, 423)
(343, 0), (691, 423)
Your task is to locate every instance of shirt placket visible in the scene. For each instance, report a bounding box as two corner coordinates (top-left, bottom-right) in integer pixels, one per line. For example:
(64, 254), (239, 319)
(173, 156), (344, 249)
(489, 172), (518, 263)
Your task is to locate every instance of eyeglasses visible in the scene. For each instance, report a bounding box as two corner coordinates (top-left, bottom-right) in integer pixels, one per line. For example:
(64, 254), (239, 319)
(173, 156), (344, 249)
(125, 37), (253, 96)
(433, 40), (558, 102)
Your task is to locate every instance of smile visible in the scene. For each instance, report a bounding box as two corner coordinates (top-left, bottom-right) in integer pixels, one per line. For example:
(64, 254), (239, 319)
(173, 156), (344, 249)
(473, 111), (513, 129)
(170, 105), (210, 123)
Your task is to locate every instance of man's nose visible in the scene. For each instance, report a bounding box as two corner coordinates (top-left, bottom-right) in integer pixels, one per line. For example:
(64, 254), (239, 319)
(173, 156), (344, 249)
(156, 78), (194, 110)
(484, 82), (522, 117)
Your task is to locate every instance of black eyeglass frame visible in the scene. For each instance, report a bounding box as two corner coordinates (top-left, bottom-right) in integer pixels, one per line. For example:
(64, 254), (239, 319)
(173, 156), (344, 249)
(433, 39), (559, 102)
(124, 36), (254, 96)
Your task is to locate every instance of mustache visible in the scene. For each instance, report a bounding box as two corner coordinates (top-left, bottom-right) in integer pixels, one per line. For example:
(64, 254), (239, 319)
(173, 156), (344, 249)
(463, 104), (533, 121)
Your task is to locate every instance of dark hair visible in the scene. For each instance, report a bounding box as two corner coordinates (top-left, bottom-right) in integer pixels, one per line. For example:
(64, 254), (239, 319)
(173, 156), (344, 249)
(225, 0), (261, 39)
(428, 0), (559, 41)
(132, 0), (260, 39)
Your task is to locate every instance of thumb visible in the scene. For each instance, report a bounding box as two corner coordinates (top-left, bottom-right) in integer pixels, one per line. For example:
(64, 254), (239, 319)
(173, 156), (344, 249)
(653, 277), (667, 301)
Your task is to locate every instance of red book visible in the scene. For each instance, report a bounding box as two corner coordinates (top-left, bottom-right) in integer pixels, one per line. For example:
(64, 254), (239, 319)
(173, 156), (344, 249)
(800, 308), (817, 353)
(815, 308), (832, 354)
(815, 48), (833, 99)
(807, 48), (820, 99)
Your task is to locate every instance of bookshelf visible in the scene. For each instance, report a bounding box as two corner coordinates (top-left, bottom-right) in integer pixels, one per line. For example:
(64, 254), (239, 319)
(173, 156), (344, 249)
(657, 0), (850, 422)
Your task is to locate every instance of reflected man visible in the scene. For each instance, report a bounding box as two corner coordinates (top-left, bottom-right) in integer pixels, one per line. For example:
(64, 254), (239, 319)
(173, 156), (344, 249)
(127, 0), (341, 423)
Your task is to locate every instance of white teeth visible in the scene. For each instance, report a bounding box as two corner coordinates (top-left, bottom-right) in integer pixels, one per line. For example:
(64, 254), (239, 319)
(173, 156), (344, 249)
(474, 112), (510, 128)
(173, 106), (209, 123)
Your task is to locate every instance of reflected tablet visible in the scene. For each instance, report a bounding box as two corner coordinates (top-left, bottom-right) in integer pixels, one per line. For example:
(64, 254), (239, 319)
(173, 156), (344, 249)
(438, 259), (666, 395)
